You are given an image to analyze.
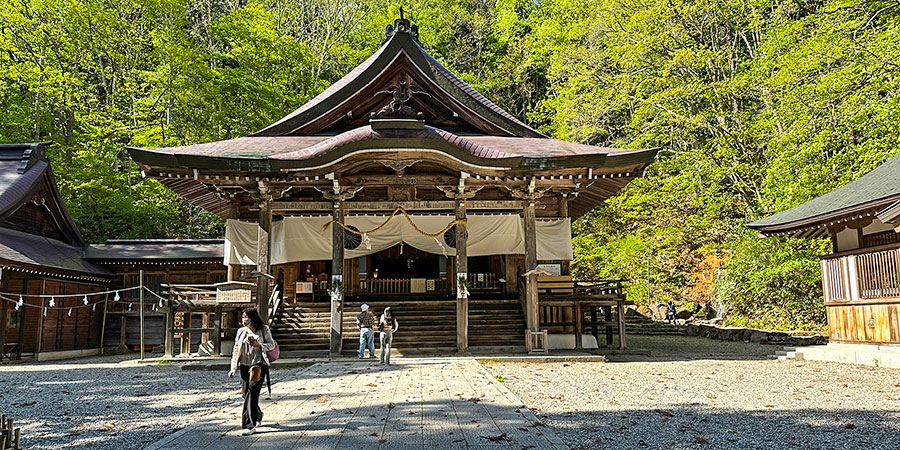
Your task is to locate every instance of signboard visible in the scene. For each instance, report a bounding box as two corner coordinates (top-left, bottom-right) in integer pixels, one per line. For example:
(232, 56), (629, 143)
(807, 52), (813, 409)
(411, 278), (427, 293)
(296, 282), (314, 294)
(426, 279), (436, 291)
(536, 264), (562, 276)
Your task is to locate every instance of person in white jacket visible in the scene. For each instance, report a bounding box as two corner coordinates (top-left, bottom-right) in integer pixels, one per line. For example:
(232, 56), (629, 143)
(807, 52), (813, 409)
(229, 307), (275, 435)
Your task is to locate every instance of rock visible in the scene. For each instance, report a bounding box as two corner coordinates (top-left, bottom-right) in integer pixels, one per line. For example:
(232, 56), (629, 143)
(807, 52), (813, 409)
(675, 309), (694, 320)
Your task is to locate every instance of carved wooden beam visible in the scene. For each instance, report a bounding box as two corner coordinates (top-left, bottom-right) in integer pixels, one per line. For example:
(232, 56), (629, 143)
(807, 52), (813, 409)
(272, 200), (528, 212)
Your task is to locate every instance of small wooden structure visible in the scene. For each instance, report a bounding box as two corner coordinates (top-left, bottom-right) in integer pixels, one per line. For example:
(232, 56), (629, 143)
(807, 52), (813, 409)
(85, 239), (228, 352)
(749, 154), (900, 345)
(128, 15), (658, 355)
(162, 282), (256, 357)
(536, 275), (629, 350)
(0, 414), (21, 450)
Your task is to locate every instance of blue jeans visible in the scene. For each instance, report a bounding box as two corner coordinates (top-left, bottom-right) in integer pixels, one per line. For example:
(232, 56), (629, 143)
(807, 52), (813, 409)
(359, 327), (374, 358)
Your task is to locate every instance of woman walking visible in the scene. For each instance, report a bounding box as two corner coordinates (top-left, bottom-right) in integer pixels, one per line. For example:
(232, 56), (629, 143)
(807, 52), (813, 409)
(379, 306), (399, 365)
(229, 307), (275, 435)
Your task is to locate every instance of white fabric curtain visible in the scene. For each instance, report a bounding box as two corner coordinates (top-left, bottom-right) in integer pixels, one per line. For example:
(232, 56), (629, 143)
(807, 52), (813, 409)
(223, 214), (573, 265)
(536, 218), (573, 260)
(223, 219), (259, 265)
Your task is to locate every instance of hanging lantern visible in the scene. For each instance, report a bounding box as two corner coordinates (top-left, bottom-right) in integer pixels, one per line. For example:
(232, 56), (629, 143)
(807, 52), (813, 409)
(49, 297), (55, 307)
(83, 295), (89, 305)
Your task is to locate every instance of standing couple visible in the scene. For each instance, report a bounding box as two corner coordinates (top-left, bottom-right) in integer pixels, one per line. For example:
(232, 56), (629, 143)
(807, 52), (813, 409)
(356, 303), (399, 364)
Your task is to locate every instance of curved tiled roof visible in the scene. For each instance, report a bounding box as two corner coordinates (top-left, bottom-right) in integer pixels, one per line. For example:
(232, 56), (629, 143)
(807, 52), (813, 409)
(748, 153), (900, 236)
(129, 126), (655, 172)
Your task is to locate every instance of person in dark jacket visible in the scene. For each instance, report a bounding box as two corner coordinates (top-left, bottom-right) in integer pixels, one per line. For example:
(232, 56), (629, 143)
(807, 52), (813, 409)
(229, 307), (275, 435)
(666, 301), (676, 324)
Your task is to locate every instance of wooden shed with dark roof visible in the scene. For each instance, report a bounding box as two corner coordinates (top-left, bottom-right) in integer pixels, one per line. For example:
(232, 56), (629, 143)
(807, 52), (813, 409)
(128, 15), (659, 356)
(0, 143), (112, 361)
(748, 153), (900, 346)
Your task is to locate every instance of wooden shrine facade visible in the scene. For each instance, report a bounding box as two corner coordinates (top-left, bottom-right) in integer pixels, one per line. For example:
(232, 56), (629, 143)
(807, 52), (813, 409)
(749, 153), (900, 345)
(0, 143), (113, 360)
(128, 15), (658, 355)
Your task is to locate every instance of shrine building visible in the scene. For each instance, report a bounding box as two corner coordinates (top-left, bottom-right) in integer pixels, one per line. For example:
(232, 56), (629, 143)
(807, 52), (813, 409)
(128, 16), (658, 355)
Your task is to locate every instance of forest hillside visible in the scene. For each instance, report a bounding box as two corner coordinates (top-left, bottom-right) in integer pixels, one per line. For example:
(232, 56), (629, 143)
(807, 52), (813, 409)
(2, 0), (898, 330)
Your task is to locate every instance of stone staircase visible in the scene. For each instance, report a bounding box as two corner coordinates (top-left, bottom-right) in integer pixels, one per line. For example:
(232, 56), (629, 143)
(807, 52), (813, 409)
(271, 297), (527, 356)
(624, 312), (686, 336)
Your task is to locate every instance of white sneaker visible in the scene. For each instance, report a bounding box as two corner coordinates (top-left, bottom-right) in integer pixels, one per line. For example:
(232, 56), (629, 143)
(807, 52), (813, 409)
(241, 427), (256, 436)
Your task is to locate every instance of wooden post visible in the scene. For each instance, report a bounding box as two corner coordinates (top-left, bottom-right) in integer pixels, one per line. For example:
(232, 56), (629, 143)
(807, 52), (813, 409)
(455, 197), (468, 353)
(182, 311), (192, 354)
(329, 199), (345, 357)
(139, 270), (145, 360)
(213, 305), (222, 356)
(604, 306), (613, 346)
(257, 198), (272, 323)
(36, 280), (46, 355)
(574, 300), (582, 350)
(0, 276), (6, 362)
(119, 315), (127, 348)
(524, 199), (537, 273)
(617, 299), (627, 350)
(590, 306), (598, 344)
(99, 292), (109, 353)
(523, 200), (539, 347)
(164, 301), (174, 357)
(16, 280), (26, 359)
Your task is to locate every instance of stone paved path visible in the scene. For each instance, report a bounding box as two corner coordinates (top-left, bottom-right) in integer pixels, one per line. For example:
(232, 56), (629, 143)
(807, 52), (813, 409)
(147, 359), (567, 450)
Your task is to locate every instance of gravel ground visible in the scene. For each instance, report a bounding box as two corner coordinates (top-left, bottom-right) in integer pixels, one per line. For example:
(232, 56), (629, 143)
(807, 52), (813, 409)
(481, 335), (900, 450)
(0, 353), (309, 449)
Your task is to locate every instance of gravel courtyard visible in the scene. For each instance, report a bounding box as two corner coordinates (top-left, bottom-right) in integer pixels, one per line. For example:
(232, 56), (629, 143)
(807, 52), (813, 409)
(481, 335), (900, 450)
(0, 353), (300, 449)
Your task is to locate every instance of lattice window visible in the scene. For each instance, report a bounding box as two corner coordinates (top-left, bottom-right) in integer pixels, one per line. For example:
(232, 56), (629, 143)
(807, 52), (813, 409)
(861, 230), (900, 248)
(4, 201), (64, 241)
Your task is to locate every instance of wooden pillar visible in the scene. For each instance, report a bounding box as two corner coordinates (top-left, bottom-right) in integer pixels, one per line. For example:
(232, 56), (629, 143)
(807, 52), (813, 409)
(329, 200), (345, 357)
(616, 300), (627, 350)
(523, 200), (539, 340)
(455, 198), (468, 353)
(16, 280), (26, 359)
(181, 311), (192, 354)
(574, 300), (582, 350)
(256, 199), (272, 323)
(213, 305), (222, 356)
(36, 280), (46, 354)
(0, 276), (7, 361)
(119, 315), (127, 348)
(605, 306), (613, 346)
(164, 302), (174, 357)
(524, 199), (537, 273)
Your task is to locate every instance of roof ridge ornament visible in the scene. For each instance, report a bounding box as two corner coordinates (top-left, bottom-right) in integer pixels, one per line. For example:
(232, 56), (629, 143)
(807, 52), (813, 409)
(384, 7), (419, 43)
(370, 73), (428, 129)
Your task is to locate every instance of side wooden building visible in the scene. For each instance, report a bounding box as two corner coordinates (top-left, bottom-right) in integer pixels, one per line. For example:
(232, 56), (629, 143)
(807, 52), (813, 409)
(748, 154), (900, 345)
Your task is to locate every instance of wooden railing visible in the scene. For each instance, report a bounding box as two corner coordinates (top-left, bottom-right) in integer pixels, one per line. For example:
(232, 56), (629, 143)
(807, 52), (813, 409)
(468, 273), (503, 291)
(822, 244), (900, 302)
(358, 278), (450, 295)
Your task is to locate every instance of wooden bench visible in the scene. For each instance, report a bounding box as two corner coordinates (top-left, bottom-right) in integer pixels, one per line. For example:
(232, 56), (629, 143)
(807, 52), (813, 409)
(536, 275), (630, 350)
